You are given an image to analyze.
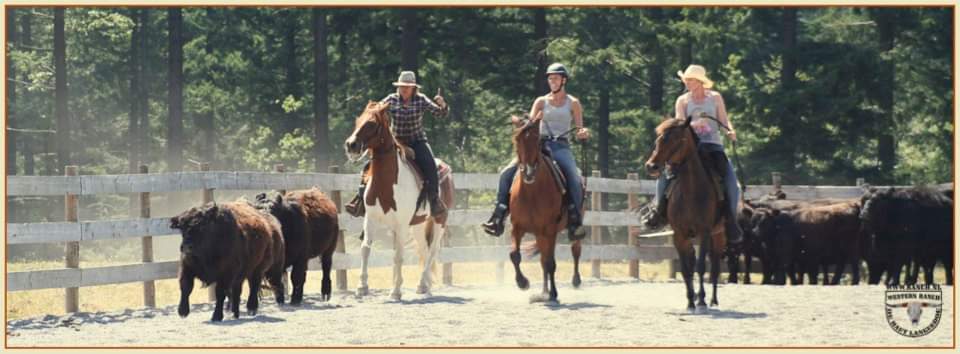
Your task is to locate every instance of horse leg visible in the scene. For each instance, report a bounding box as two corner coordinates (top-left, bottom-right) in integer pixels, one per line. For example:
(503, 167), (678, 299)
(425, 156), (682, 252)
(673, 235), (696, 311)
(710, 234), (722, 307)
(532, 234), (558, 303)
(357, 220), (374, 297)
(571, 240), (582, 288)
(410, 222), (433, 295)
(510, 228), (529, 290)
(391, 228), (407, 301)
(696, 231), (709, 309)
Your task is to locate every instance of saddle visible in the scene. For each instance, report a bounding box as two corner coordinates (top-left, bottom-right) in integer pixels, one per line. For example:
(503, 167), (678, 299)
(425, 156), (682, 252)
(397, 143), (452, 192)
(664, 149), (726, 207)
(514, 145), (583, 196)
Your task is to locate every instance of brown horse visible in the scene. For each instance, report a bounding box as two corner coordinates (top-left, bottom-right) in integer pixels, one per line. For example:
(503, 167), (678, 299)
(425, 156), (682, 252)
(644, 116), (727, 312)
(508, 116), (583, 303)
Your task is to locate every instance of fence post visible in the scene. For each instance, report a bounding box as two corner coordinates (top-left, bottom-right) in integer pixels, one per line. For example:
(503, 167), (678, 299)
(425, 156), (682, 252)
(330, 165), (348, 292)
(591, 170), (602, 279)
(627, 172), (640, 279)
(772, 172), (782, 193)
(64, 165), (79, 313)
(856, 178), (865, 188)
(495, 229), (505, 284)
(139, 164), (155, 308)
(200, 162), (217, 302)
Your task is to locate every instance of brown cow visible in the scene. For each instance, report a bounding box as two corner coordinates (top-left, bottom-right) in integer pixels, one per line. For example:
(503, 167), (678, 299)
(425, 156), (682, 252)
(256, 188), (339, 304)
(171, 201), (286, 322)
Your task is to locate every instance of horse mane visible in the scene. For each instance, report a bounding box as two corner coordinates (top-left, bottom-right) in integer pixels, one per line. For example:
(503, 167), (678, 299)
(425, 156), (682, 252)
(360, 101), (403, 157)
(512, 117), (541, 156)
(655, 117), (685, 136)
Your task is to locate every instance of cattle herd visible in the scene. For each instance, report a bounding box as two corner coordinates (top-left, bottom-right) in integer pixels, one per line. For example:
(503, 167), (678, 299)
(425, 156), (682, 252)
(169, 187), (339, 321)
(167, 184), (953, 322)
(727, 186), (954, 287)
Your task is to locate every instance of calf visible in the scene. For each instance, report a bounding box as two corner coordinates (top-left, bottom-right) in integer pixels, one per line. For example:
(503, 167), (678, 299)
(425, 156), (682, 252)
(256, 187), (340, 303)
(171, 201), (286, 321)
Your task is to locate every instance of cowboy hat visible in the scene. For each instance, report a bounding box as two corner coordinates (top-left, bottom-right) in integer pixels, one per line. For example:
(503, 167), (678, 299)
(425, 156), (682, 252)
(392, 71), (422, 88)
(677, 64), (714, 89)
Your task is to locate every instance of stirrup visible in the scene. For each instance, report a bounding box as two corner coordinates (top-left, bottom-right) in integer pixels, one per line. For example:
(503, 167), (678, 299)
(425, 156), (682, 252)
(345, 193), (365, 217)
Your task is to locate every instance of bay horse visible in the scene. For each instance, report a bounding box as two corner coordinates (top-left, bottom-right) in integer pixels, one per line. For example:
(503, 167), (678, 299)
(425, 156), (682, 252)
(644, 116), (727, 312)
(344, 101), (455, 301)
(509, 116), (584, 303)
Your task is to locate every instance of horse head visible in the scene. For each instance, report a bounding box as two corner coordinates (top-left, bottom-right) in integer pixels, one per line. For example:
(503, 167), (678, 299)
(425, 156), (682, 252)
(512, 115), (543, 184)
(644, 115), (698, 178)
(345, 101), (393, 159)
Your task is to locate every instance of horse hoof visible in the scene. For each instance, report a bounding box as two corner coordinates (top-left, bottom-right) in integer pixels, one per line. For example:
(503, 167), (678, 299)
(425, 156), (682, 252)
(695, 305), (709, 314)
(390, 292), (402, 302)
(517, 277), (530, 290)
(710, 300), (719, 307)
(416, 284), (430, 295)
(356, 286), (369, 297)
(572, 274), (582, 288)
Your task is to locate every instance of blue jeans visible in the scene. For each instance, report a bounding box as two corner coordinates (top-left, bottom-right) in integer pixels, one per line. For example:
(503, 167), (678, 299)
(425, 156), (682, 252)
(655, 143), (739, 214)
(495, 140), (583, 213)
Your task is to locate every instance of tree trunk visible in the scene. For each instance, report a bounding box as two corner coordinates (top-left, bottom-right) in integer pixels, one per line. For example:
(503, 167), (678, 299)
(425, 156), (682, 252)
(312, 9), (330, 171)
(597, 79), (611, 178)
(6, 8), (17, 175)
(54, 8), (70, 172)
(138, 10), (149, 169)
(647, 8), (665, 113)
(400, 9), (419, 73)
(21, 11), (34, 175)
(533, 8), (548, 96)
(778, 8), (799, 169)
(874, 10), (898, 182)
(127, 9), (141, 172)
(200, 8), (215, 166)
(283, 10), (301, 137)
(167, 8), (184, 172)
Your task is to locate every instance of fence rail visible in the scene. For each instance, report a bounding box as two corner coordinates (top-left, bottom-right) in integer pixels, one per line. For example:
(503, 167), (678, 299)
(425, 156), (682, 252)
(6, 167), (953, 313)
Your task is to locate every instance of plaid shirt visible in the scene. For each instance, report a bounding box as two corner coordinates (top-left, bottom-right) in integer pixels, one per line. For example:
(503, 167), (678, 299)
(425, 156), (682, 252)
(380, 92), (448, 143)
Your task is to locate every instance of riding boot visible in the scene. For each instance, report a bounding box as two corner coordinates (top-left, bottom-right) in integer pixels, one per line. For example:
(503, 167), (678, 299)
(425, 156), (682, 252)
(640, 195), (668, 230)
(344, 183), (366, 217)
(427, 187), (447, 218)
(482, 203), (509, 237)
(725, 203), (744, 245)
(567, 204), (587, 242)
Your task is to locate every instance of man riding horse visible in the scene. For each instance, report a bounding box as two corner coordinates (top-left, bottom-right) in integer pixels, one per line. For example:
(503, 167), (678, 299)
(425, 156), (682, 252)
(482, 63), (590, 241)
(344, 71), (449, 219)
(640, 64), (744, 244)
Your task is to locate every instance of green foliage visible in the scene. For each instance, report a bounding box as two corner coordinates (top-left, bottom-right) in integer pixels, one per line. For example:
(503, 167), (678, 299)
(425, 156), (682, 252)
(5, 7), (953, 190)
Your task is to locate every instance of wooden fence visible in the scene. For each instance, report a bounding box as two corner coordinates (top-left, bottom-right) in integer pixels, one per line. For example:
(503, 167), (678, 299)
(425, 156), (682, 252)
(6, 165), (952, 313)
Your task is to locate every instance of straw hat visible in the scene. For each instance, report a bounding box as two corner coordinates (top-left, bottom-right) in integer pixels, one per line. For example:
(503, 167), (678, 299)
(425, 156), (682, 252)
(677, 64), (714, 89)
(392, 71), (422, 88)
